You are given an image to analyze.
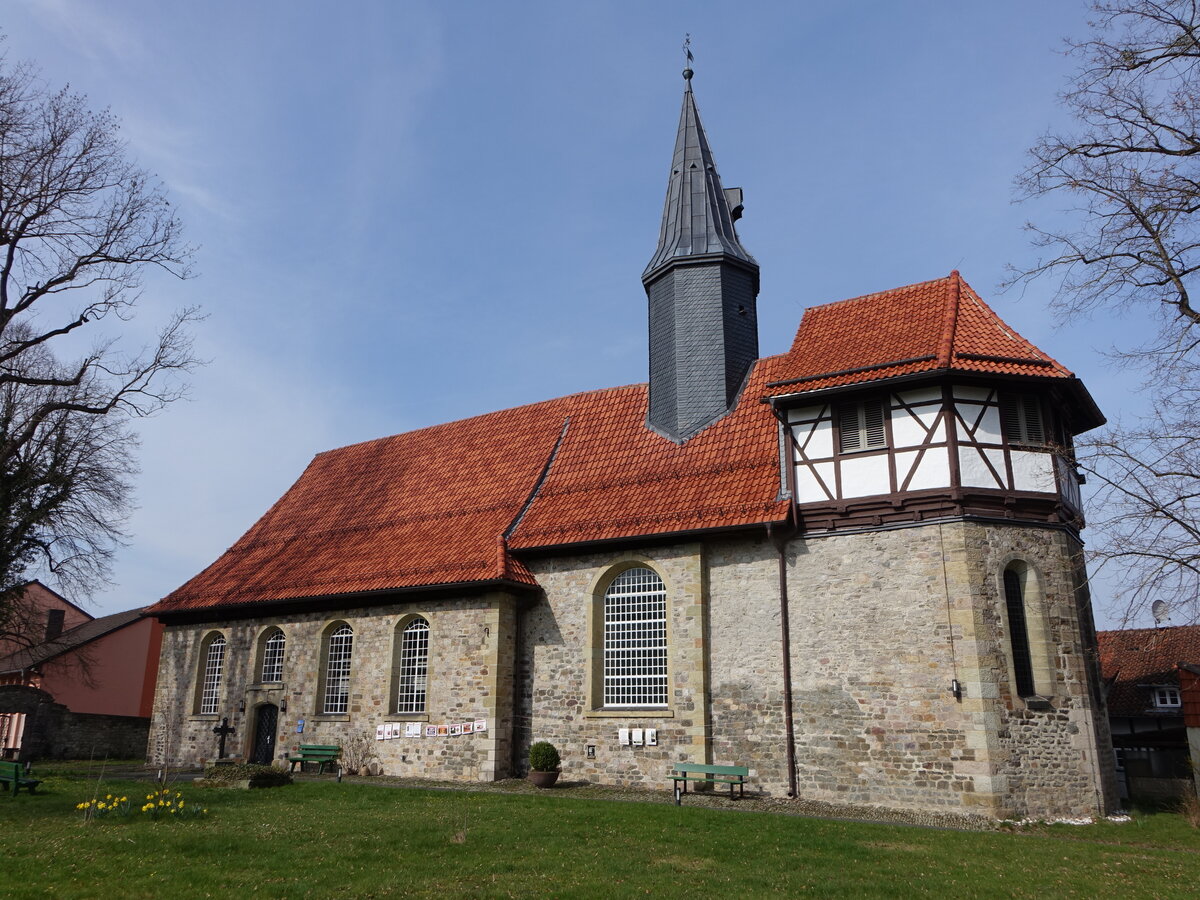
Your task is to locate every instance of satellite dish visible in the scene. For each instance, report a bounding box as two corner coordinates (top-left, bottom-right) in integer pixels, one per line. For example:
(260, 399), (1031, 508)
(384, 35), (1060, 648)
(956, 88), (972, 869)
(1152, 599), (1171, 625)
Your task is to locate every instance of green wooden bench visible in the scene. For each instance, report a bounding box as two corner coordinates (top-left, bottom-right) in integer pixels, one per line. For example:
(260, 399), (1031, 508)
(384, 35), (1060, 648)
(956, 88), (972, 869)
(669, 763), (749, 805)
(288, 744), (341, 774)
(0, 760), (41, 797)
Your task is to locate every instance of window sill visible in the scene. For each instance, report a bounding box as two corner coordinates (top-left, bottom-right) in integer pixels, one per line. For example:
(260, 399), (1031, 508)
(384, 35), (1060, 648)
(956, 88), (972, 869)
(247, 682), (286, 692)
(188, 714), (220, 722)
(383, 713), (430, 722)
(584, 708), (674, 719)
(311, 714), (350, 722)
(1021, 695), (1053, 711)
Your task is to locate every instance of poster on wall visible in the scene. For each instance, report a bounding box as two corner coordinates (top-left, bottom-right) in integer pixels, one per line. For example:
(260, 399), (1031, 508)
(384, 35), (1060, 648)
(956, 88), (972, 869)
(425, 725), (438, 737)
(474, 719), (487, 732)
(405, 722), (421, 738)
(462, 721), (475, 734)
(437, 725), (448, 736)
(449, 724), (463, 736)
(376, 724), (386, 741)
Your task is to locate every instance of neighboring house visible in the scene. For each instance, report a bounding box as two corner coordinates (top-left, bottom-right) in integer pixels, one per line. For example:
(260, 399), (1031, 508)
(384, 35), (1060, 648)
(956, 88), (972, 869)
(0, 583), (163, 761)
(145, 72), (1118, 822)
(1098, 625), (1200, 803)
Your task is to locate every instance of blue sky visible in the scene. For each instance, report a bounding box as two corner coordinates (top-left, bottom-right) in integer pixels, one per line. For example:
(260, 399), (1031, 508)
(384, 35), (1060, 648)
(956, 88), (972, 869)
(6, 1), (1151, 627)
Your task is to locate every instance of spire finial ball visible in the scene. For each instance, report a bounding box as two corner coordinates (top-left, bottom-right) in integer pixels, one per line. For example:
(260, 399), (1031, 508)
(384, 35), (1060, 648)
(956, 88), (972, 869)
(682, 67), (693, 81)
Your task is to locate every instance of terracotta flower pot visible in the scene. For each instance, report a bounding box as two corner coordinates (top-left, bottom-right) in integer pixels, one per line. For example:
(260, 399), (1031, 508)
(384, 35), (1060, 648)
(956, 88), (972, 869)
(528, 770), (560, 788)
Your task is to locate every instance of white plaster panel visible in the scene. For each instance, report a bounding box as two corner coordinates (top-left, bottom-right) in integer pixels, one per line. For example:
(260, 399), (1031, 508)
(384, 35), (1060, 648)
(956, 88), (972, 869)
(786, 405), (824, 425)
(839, 454), (891, 498)
(793, 463), (831, 504)
(905, 448), (951, 491)
(890, 410), (928, 448)
(959, 446), (1003, 489)
(953, 385), (992, 401)
(896, 386), (942, 406)
(1012, 450), (1056, 493)
(805, 419), (834, 459)
(814, 461), (836, 496)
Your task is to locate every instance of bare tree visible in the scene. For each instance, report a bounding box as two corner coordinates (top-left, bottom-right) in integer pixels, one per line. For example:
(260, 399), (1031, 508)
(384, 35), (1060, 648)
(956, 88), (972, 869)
(0, 52), (198, 612)
(1013, 2), (1200, 623)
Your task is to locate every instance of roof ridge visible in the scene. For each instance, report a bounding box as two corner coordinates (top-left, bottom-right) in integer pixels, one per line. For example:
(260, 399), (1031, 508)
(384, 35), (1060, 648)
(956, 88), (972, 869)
(805, 273), (955, 314)
(314, 384), (648, 459)
(936, 270), (961, 368)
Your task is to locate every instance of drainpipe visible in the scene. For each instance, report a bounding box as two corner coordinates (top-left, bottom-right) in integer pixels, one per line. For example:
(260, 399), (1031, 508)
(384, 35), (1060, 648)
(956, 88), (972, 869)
(767, 518), (798, 798)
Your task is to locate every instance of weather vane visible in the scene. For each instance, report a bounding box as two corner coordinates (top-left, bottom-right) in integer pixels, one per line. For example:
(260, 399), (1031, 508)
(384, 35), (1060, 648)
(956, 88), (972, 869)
(683, 33), (694, 81)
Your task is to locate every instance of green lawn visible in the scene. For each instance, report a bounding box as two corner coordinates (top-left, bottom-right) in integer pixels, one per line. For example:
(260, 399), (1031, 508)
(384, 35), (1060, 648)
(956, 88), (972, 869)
(3, 775), (1198, 898)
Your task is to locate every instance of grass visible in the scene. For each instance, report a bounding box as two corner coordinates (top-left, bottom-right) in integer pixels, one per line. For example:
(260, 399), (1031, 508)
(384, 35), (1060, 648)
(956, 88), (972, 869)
(2, 774), (1199, 898)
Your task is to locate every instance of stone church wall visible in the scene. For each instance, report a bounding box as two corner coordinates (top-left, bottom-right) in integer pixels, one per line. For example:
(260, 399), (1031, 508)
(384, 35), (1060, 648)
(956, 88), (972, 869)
(150, 521), (1115, 820)
(149, 593), (517, 781)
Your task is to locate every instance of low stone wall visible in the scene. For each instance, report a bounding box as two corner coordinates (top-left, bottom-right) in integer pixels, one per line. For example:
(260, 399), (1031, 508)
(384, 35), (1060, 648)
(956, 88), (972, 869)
(0, 685), (150, 762)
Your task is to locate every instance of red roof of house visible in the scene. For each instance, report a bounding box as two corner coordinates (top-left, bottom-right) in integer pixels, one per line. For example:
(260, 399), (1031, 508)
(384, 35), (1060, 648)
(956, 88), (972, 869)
(1098, 625), (1200, 717)
(148, 272), (1088, 616)
(766, 271), (1072, 394)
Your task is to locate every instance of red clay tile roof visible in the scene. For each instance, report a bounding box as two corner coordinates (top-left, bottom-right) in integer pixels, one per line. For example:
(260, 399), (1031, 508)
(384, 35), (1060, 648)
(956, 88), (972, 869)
(148, 271), (1090, 616)
(765, 272), (1072, 395)
(1098, 625), (1200, 717)
(149, 362), (791, 614)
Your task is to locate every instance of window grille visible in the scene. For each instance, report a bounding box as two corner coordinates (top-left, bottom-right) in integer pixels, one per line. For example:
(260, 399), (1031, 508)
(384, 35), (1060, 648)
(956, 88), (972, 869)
(838, 399), (887, 453)
(200, 636), (226, 715)
(396, 618), (430, 714)
(261, 629), (285, 683)
(1000, 395), (1045, 445)
(1003, 568), (1036, 698)
(323, 625), (353, 714)
(603, 567), (668, 707)
(1154, 686), (1181, 708)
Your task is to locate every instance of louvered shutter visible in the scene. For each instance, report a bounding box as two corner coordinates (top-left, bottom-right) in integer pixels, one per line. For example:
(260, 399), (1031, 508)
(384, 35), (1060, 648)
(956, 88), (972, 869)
(1021, 397), (1044, 444)
(863, 399), (886, 448)
(838, 404), (862, 453)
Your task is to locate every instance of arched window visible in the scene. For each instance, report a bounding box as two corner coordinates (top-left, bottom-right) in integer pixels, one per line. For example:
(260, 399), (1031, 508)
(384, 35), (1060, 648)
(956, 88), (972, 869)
(260, 629), (285, 683)
(395, 617), (430, 714)
(322, 624), (354, 714)
(198, 634), (226, 715)
(603, 567), (668, 708)
(1003, 567), (1036, 698)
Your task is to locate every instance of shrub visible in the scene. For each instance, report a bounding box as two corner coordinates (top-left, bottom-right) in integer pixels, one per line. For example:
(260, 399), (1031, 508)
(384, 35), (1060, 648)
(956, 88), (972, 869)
(529, 741), (561, 772)
(201, 763), (292, 788)
(1177, 790), (1200, 828)
(340, 733), (379, 776)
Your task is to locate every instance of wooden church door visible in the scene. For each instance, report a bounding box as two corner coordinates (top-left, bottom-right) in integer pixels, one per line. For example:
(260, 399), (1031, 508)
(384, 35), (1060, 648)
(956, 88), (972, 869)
(251, 703), (278, 764)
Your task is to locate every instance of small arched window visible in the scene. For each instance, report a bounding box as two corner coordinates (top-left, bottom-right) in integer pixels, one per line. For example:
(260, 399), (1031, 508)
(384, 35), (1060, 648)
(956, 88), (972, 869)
(603, 567), (668, 708)
(260, 629), (285, 683)
(395, 617), (430, 714)
(322, 624), (354, 714)
(198, 635), (226, 715)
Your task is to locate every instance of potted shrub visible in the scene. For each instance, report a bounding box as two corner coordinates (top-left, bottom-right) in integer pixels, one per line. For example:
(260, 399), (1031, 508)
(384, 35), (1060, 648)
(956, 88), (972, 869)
(527, 741), (561, 788)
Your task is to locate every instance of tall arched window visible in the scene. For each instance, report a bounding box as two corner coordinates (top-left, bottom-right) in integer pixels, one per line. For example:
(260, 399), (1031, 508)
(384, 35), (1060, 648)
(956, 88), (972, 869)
(395, 617), (430, 714)
(1004, 566), (1036, 698)
(198, 635), (226, 715)
(603, 567), (668, 707)
(260, 629), (285, 683)
(322, 624), (354, 714)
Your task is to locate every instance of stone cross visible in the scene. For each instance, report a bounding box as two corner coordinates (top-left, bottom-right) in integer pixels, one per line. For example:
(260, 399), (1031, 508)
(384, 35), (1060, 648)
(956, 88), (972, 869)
(213, 717), (236, 759)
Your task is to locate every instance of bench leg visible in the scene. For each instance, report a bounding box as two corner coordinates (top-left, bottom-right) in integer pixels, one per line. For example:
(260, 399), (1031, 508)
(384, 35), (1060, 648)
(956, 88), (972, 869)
(674, 783), (681, 806)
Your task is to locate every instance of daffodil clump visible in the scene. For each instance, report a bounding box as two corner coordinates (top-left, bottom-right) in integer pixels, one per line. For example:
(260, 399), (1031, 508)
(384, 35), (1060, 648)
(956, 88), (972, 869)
(140, 787), (207, 820)
(76, 793), (131, 820)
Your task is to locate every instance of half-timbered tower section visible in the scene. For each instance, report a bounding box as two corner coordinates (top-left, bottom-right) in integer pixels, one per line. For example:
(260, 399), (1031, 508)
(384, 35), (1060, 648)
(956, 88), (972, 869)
(145, 73), (1118, 823)
(769, 272), (1099, 532)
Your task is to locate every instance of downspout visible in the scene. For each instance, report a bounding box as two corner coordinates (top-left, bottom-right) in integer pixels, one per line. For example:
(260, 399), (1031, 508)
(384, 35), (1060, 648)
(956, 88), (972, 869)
(767, 518), (798, 798)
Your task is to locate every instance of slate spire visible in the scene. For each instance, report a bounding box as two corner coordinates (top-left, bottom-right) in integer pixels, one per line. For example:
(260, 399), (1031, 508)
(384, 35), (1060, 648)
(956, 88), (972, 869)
(643, 67), (760, 442)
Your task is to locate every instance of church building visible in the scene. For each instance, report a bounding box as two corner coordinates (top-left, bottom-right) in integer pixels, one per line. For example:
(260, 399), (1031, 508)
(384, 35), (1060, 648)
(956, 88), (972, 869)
(146, 69), (1119, 821)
